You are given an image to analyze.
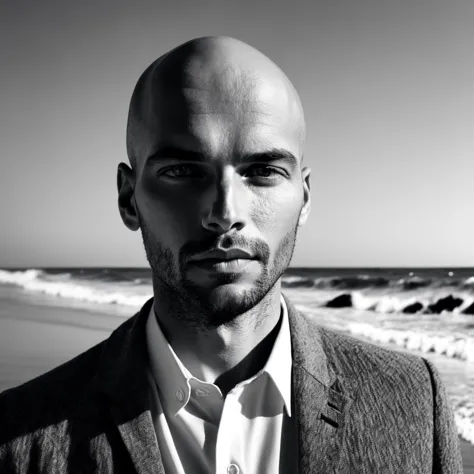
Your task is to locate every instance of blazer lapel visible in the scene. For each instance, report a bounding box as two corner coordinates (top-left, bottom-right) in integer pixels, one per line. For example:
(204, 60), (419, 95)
(284, 294), (359, 474)
(94, 297), (165, 474)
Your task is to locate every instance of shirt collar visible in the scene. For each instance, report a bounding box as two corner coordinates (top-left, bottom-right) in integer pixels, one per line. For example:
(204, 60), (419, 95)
(146, 294), (293, 416)
(146, 302), (193, 415)
(261, 294), (292, 416)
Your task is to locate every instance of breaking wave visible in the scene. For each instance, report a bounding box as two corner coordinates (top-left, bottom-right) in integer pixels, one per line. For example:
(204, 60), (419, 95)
(0, 269), (151, 307)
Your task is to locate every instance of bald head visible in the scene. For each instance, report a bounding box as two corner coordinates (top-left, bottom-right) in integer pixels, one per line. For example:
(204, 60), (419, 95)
(118, 37), (312, 319)
(126, 36), (305, 170)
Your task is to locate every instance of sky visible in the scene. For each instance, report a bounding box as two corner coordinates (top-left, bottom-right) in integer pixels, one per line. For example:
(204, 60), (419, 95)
(1, 0), (473, 268)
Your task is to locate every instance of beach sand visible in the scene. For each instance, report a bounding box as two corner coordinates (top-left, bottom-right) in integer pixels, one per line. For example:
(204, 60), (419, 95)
(0, 293), (473, 472)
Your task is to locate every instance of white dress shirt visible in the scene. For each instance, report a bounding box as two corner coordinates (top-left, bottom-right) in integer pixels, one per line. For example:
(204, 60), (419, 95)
(145, 294), (297, 474)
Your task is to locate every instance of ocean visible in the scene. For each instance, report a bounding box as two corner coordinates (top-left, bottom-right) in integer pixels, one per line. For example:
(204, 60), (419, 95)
(1, 266), (473, 450)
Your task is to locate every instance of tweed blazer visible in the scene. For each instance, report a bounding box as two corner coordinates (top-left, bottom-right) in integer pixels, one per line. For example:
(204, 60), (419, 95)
(0, 294), (463, 473)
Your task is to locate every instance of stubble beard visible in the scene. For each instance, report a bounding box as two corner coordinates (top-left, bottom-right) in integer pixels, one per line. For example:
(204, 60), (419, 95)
(139, 218), (299, 330)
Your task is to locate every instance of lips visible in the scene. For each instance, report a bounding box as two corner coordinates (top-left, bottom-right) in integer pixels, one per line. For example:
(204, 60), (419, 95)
(189, 256), (257, 273)
(189, 248), (255, 263)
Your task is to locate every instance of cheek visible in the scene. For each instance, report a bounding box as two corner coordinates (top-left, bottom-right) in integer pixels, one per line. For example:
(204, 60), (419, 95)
(251, 186), (302, 231)
(137, 181), (201, 240)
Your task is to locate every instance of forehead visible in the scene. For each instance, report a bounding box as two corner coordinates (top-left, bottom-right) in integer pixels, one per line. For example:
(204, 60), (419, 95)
(141, 73), (302, 162)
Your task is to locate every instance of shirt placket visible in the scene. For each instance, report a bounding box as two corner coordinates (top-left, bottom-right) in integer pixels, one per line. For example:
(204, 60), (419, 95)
(215, 386), (245, 474)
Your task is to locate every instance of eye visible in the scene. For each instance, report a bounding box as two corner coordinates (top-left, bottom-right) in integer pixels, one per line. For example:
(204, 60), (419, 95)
(245, 165), (280, 178)
(161, 165), (201, 178)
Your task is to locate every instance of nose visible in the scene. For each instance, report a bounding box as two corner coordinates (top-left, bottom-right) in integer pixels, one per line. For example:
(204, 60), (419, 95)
(201, 170), (248, 233)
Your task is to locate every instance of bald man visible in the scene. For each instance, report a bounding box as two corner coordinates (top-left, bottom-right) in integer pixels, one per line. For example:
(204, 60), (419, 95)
(0, 37), (462, 473)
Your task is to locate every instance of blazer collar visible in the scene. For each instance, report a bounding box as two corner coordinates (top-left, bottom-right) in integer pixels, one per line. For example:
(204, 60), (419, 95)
(95, 294), (359, 474)
(284, 293), (359, 474)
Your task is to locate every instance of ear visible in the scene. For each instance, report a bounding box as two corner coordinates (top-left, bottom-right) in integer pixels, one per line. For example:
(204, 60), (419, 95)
(298, 166), (311, 227)
(117, 163), (140, 231)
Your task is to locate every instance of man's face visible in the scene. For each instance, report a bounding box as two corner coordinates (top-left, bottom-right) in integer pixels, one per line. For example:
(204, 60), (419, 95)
(129, 64), (310, 325)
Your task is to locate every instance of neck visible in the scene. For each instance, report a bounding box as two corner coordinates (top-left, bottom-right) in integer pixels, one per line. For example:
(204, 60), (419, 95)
(153, 283), (283, 395)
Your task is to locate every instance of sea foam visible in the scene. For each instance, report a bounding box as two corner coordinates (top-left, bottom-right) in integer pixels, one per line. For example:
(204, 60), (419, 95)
(0, 269), (150, 307)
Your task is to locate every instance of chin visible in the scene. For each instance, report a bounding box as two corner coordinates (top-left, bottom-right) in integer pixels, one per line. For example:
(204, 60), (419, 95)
(208, 280), (272, 309)
(199, 281), (253, 301)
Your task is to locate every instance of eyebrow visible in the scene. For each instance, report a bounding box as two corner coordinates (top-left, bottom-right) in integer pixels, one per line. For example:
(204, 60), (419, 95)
(145, 147), (299, 168)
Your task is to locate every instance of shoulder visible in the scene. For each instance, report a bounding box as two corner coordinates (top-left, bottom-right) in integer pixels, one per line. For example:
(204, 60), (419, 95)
(0, 311), (140, 410)
(307, 319), (433, 398)
(0, 341), (105, 420)
(0, 311), (143, 469)
(321, 324), (427, 370)
(0, 339), (109, 470)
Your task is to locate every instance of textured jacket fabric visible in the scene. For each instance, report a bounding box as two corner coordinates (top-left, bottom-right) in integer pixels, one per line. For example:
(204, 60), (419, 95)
(0, 294), (463, 473)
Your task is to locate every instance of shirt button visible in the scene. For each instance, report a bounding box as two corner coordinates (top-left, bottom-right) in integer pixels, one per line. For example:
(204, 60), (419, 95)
(227, 464), (240, 474)
(196, 388), (208, 397)
(175, 389), (184, 402)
